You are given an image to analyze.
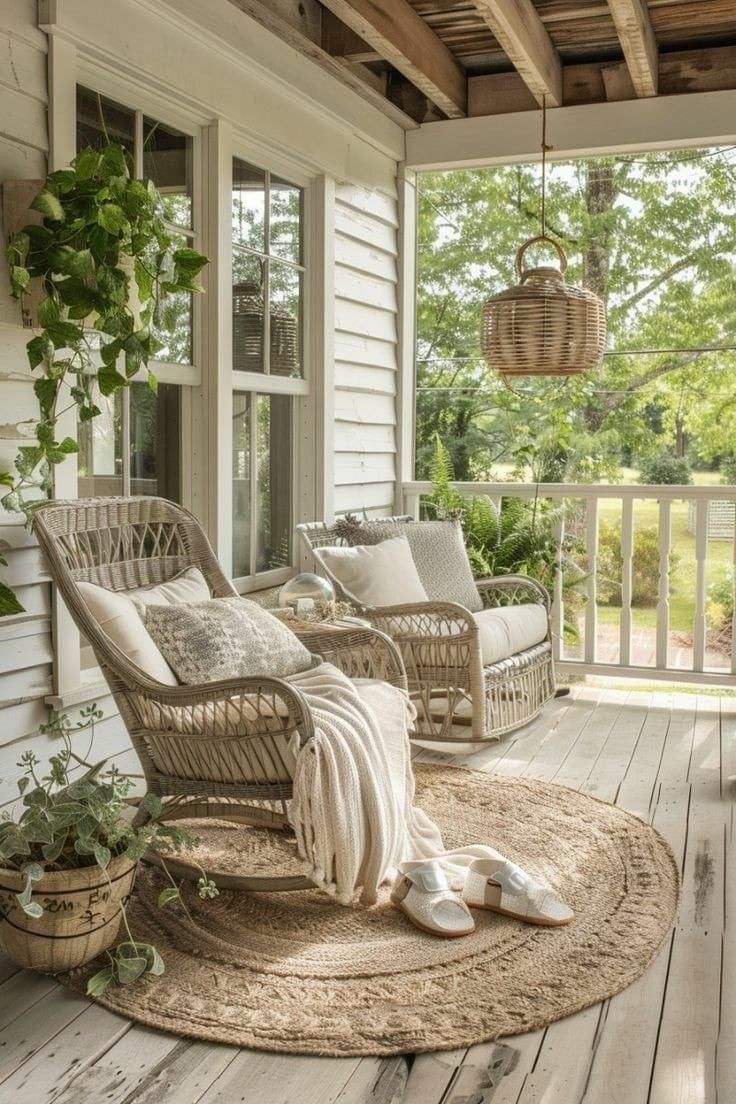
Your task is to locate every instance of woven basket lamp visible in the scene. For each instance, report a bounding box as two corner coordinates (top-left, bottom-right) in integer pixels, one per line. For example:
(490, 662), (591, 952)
(232, 281), (299, 377)
(480, 99), (606, 379)
(480, 233), (606, 377)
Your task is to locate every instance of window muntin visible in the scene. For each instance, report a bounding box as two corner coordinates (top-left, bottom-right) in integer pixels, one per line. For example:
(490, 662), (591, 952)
(231, 157), (304, 379)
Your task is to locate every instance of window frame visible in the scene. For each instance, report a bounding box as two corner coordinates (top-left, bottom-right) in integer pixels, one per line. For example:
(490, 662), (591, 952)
(228, 144), (313, 593)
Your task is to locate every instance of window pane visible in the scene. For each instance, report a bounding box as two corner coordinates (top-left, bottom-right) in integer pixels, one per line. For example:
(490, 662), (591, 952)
(130, 382), (181, 501)
(232, 250), (265, 373)
(232, 392), (252, 578)
(76, 86), (134, 159)
(232, 158), (265, 252)
(270, 261), (302, 378)
(143, 117), (193, 229)
(151, 232), (193, 364)
(78, 390), (123, 497)
(257, 394), (292, 572)
(269, 176), (303, 265)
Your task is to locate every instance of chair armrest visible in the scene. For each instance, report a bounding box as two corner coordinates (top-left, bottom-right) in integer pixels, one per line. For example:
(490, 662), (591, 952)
(475, 575), (551, 611)
(368, 601), (478, 641)
(124, 674), (315, 749)
(293, 623), (408, 690)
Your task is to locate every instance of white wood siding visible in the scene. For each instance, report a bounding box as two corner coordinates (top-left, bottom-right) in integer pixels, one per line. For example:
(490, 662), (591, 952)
(0, 1), (55, 805)
(333, 182), (399, 516)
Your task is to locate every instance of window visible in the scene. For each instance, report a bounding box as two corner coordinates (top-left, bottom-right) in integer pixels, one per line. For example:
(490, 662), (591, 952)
(231, 157), (305, 584)
(75, 87), (199, 507)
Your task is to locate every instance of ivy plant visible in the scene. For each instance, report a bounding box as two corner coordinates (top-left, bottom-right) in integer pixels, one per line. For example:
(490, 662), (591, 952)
(1, 142), (209, 613)
(0, 706), (218, 995)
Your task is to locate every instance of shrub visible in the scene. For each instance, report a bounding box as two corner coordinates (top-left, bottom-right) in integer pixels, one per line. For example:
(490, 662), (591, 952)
(638, 453), (692, 485)
(720, 456), (736, 486)
(597, 521), (679, 608)
(707, 569), (734, 631)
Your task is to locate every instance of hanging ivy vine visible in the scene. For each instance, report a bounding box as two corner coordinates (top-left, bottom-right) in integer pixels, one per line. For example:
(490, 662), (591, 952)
(1, 142), (209, 615)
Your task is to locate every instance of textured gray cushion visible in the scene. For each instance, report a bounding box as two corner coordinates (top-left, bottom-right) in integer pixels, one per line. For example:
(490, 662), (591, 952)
(143, 597), (313, 684)
(346, 519), (482, 613)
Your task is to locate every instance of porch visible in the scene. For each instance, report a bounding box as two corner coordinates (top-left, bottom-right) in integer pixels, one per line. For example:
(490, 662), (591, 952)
(1, 683), (731, 1103)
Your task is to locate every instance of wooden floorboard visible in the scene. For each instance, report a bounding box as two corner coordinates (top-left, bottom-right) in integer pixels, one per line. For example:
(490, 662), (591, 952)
(1, 686), (732, 1104)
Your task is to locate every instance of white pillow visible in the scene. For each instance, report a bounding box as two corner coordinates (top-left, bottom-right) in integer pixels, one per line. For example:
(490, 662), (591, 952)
(315, 536), (428, 608)
(77, 567), (211, 686)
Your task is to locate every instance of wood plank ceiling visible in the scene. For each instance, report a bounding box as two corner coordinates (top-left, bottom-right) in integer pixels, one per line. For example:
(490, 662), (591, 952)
(229, 1), (736, 127)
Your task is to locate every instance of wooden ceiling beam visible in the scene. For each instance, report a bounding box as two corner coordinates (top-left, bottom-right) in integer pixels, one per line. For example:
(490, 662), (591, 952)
(472, 0), (563, 107)
(226, 0), (417, 128)
(607, 0), (659, 97)
(317, 0), (468, 118)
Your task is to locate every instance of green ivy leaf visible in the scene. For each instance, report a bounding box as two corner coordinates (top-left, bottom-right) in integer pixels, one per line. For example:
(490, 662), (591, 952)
(0, 582), (23, 616)
(117, 955), (148, 984)
(26, 335), (53, 369)
(147, 945), (165, 976)
(33, 378), (58, 418)
(74, 147), (103, 180)
(93, 843), (111, 869)
(86, 966), (114, 997)
(42, 834), (68, 862)
(37, 297), (61, 327)
(30, 190), (65, 222)
(11, 266), (31, 292)
(97, 204), (129, 236)
(157, 886), (180, 909)
(98, 364), (127, 396)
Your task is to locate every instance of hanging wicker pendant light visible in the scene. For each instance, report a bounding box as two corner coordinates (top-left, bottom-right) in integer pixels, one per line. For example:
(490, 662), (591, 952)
(480, 101), (606, 378)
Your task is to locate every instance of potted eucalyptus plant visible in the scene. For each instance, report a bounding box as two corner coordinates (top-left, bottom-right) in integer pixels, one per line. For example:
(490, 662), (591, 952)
(0, 705), (217, 995)
(0, 142), (208, 614)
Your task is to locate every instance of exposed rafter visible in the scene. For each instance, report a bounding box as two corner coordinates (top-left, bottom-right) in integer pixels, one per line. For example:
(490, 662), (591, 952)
(472, 0), (563, 107)
(607, 0), (659, 97)
(317, 0), (468, 119)
(226, 0), (417, 128)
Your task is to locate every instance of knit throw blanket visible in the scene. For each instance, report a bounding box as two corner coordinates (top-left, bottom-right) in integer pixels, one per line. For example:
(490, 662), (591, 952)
(288, 662), (500, 905)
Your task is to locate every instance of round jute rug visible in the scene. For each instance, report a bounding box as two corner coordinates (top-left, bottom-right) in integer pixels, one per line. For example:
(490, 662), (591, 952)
(63, 765), (679, 1057)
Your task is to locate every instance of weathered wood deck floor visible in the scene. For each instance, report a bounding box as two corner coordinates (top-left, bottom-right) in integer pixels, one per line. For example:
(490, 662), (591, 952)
(2, 685), (733, 1104)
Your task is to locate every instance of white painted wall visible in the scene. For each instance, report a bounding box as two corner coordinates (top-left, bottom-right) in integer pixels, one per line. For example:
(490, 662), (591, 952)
(0, 0), (404, 802)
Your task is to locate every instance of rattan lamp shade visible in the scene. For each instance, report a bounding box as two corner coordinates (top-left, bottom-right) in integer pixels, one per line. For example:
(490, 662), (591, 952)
(481, 235), (606, 377)
(232, 282), (299, 376)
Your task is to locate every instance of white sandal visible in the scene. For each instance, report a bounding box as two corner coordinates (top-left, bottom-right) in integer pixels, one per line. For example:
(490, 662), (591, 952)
(391, 860), (475, 938)
(462, 858), (574, 927)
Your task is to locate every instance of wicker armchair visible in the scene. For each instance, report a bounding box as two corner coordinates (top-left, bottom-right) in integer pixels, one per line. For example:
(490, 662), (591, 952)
(33, 497), (406, 892)
(298, 516), (555, 745)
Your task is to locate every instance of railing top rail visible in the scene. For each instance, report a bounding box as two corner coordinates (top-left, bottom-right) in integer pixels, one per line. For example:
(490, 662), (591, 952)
(403, 481), (736, 501)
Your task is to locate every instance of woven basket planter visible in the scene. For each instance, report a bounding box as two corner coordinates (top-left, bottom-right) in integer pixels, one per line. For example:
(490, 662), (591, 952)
(481, 235), (606, 377)
(232, 281), (299, 376)
(0, 854), (136, 974)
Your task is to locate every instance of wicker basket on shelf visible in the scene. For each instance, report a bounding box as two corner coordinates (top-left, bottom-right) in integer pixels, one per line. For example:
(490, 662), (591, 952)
(232, 281), (299, 376)
(480, 235), (606, 377)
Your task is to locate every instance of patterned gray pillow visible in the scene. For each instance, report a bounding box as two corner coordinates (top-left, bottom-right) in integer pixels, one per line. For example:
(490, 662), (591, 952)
(348, 519), (482, 613)
(143, 597), (313, 684)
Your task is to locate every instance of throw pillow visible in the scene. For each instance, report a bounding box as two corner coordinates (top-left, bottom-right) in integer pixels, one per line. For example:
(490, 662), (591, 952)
(314, 536), (428, 608)
(127, 566), (211, 614)
(143, 596), (314, 684)
(346, 519), (482, 613)
(77, 581), (178, 685)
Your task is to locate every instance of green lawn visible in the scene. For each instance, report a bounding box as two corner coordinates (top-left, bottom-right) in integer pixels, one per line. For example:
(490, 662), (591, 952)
(597, 477), (732, 634)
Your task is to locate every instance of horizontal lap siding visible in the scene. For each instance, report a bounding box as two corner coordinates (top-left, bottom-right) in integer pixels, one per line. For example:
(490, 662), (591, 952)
(334, 182), (399, 518)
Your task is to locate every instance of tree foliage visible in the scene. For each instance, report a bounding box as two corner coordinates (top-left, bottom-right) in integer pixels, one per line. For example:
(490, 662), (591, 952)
(416, 148), (736, 481)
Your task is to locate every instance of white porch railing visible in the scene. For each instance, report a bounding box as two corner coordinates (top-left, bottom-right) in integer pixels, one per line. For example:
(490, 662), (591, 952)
(402, 481), (736, 687)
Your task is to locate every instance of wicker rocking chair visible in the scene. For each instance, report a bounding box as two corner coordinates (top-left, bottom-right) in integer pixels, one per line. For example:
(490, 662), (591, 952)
(33, 496), (406, 892)
(298, 516), (556, 745)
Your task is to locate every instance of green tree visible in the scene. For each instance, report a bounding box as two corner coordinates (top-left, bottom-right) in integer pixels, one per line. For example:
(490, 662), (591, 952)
(416, 148), (736, 481)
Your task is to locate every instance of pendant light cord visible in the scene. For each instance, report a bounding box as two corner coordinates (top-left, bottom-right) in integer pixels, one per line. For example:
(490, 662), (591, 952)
(541, 94), (548, 237)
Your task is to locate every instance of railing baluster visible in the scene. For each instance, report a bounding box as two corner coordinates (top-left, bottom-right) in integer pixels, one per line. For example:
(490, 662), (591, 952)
(693, 497), (708, 672)
(731, 504), (736, 676)
(656, 499), (671, 670)
(620, 496), (633, 666)
(585, 495), (599, 665)
(551, 510), (564, 663)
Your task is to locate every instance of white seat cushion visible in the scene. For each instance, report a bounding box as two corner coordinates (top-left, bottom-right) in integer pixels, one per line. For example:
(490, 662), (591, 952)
(474, 604), (548, 666)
